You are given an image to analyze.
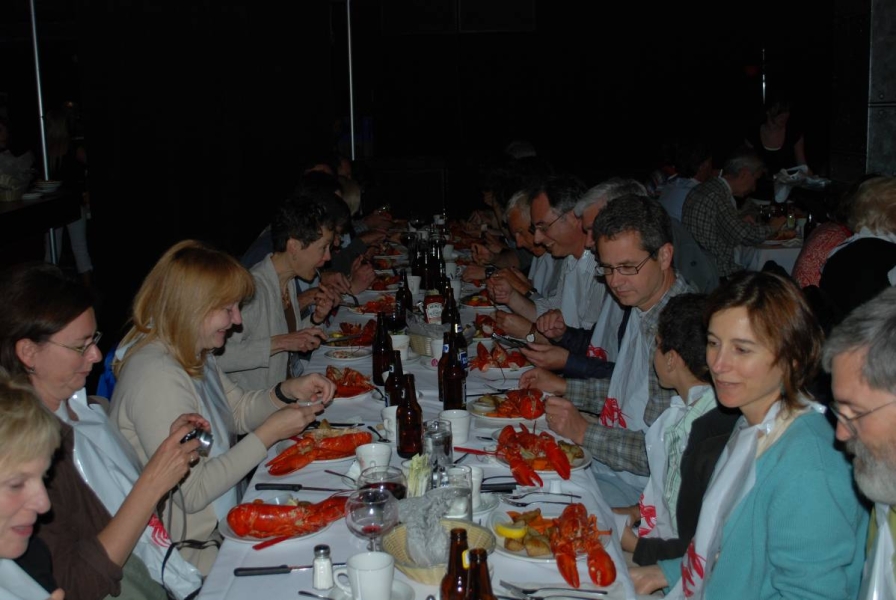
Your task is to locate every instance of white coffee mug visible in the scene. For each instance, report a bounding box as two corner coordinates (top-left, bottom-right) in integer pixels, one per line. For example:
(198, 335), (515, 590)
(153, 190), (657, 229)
(356, 443), (392, 471)
(439, 409), (472, 445)
(333, 551), (394, 600)
(429, 337), (445, 368)
(407, 275), (422, 296)
(470, 465), (484, 510)
(444, 261), (458, 278)
(380, 405), (398, 443)
(389, 334), (410, 361)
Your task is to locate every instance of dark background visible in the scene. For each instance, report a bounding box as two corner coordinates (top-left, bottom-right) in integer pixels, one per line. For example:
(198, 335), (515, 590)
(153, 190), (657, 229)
(1, 0), (835, 370)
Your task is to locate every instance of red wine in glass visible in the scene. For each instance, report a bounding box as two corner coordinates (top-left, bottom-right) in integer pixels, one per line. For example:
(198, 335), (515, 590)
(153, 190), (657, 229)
(361, 481), (407, 500)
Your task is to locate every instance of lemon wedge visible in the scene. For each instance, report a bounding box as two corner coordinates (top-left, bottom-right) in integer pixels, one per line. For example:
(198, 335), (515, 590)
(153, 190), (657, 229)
(494, 521), (528, 540)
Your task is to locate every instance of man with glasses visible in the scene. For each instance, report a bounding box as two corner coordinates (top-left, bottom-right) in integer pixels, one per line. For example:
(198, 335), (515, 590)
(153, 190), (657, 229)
(488, 174), (604, 341)
(520, 195), (693, 505)
(823, 287), (896, 598)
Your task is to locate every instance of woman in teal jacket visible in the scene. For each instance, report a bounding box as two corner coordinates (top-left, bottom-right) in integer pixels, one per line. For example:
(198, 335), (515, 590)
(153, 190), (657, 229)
(630, 271), (868, 599)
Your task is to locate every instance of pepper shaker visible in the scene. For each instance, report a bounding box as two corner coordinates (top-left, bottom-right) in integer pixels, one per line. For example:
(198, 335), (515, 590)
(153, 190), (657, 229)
(312, 544), (334, 590)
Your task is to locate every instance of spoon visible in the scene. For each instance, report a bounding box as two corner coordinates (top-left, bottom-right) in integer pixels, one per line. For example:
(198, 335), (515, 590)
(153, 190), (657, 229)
(367, 425), (391, 443)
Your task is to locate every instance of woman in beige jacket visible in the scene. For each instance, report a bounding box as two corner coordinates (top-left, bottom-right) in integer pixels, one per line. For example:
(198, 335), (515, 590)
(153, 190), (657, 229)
(111, 240), (336, 574)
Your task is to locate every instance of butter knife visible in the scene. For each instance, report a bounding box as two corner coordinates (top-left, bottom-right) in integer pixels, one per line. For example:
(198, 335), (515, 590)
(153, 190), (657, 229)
(254, 483), (351, 493)
(234, 562), (346, 576)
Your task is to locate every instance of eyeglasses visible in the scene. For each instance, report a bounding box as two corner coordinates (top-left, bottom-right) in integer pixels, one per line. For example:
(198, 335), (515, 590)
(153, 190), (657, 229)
(528, 210), (570, 235)
(595, 253), (656, 277)
(829, 399), (896, 437)
(46, 331), (103, 356)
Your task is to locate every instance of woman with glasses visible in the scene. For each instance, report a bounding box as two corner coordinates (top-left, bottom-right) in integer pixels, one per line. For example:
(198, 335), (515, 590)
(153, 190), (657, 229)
(110, 240), (335, 574)
(0, 262), (207, 600)
(630, 271), (868, 599)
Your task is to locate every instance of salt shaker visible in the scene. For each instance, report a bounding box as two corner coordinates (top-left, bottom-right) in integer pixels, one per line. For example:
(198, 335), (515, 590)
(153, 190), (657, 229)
(312, 544), (334, 590)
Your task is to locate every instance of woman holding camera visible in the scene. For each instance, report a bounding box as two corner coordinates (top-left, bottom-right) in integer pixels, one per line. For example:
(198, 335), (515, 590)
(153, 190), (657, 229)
(111, 240), (335, 574)
(0, 262), (207, 600)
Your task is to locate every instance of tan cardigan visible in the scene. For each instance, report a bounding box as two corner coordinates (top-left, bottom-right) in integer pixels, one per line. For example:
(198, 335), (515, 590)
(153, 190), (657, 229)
(110, 340), (278, 574)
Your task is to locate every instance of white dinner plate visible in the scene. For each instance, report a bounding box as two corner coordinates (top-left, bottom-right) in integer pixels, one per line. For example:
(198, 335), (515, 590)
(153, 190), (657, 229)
(22, 192), (43, 200)
(328, 580), (414, 600)
(492, 445), (592, 477)
(469, 365), (534, 381)
(218, 517), (332, 544)
(325, 349), (373, 362)
(466, 398), (546, 427)
(334, 390), (373, 402)
(488, 510), (582, 564)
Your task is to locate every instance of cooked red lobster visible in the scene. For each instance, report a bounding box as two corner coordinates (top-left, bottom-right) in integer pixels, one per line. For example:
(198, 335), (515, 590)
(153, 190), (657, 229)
(484, 388), (545, 420)
(496, 423), (572, 486)
(469, 341), (528, 371)
(226, 496), (347, 539)
(266, 429), (373, 476)
(325, 365), (376, 398)
(550, 503), (616, 588)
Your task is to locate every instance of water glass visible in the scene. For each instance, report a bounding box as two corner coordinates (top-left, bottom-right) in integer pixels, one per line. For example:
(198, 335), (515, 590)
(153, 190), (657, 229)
(423, 419), (453, 473)
(439, 464), (473, 521)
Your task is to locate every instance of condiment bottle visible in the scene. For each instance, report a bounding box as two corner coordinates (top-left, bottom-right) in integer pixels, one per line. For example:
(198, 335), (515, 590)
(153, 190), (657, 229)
(440, 528), (469, 600)
(371, 312), (393, 386)
(442, 333), (466, 411)
(397, 374), (423, 459)
(424, 289), (445, 324)
(312, 544), (334, 590)
(384, 350), (404, 407)
(464, 548), (496, 600)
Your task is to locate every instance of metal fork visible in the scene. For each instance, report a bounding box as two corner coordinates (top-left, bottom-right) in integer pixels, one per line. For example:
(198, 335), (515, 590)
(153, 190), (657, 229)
(502, 490), (582, 501)
(501, 498), (576, 508)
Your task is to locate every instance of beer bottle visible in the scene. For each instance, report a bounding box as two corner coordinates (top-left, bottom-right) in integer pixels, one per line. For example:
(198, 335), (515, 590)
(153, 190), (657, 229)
(442, 331), (466, 411)
(371, 312), (393, 386)
(384, 350), (404, 407)
(464, 548), (497, 600)
(393, 270), (413, 331)
(444, 286), (468, 372)
(437, 331), (451, 403)
(397, 374), (423, 459)
(440, 528), (469, 600)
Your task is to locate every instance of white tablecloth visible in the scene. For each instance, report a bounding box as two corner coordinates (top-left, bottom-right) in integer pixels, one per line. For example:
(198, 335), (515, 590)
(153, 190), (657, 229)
(735, 239), (802, 274)
(198, 298), (639, 600)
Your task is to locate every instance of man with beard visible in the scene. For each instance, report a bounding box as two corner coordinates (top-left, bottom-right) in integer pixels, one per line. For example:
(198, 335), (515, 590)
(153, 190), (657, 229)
(824, 286), (896, 599)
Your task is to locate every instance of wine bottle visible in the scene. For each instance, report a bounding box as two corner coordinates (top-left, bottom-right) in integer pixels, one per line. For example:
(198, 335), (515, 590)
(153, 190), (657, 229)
(397, 374), (423, 459)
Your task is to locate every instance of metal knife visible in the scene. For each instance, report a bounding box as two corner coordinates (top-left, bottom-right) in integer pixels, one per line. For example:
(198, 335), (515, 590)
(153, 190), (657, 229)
(254, 483), (351, 493)
(234, 562), (346, 577)
(480, 482), (518, 493)
(323, 333), (364, 344)
(306, 421), (365, 430)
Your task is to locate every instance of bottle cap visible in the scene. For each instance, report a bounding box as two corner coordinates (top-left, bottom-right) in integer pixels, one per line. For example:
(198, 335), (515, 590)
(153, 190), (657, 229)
(314, 544), (331, 557)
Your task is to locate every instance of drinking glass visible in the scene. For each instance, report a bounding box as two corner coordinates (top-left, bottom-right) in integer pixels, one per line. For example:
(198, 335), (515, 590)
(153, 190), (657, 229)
(423, 419), (453, 473)
(358, 466), (408, 500)
(344, 488), (399, 551)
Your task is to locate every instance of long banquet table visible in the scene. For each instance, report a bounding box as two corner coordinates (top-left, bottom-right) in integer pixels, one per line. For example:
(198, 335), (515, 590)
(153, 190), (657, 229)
(198, 297), (642, 600)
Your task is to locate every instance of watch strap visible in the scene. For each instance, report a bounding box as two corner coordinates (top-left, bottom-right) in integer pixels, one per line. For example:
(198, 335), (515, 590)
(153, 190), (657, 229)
(274, 382), (296, 404)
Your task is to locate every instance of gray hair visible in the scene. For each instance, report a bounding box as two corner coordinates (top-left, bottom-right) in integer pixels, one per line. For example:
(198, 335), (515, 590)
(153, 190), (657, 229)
(503, 190), (532, 223)
(823, 287), (896, 394)
(721, 148), (765, 177)
(573, 178), (648, 217)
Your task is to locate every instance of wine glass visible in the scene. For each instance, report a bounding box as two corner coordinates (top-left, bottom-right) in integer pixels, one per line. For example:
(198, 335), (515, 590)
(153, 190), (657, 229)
(358, 466), (408, 500)
(344, 488), (399, 551)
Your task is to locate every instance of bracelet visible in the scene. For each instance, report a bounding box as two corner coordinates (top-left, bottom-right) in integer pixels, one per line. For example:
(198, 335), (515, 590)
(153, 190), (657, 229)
(310, 313), (325, 326)
(274, 382), (296, 404)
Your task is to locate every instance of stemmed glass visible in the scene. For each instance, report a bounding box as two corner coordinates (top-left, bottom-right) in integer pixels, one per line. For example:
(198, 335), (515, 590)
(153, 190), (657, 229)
(344, 488), (399, 551)
(358, 466), (408, 500)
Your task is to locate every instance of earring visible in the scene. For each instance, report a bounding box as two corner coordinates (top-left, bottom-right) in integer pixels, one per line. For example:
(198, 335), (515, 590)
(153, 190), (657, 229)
(26, 365), (36, 374)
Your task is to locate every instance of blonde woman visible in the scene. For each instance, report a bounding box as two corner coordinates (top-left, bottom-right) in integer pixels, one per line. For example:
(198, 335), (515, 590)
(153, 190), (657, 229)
(111, 240), (335, 573)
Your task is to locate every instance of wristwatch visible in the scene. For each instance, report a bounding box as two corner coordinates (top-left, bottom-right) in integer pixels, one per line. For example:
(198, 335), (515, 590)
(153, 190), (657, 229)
(274, 382), (296, 404)
(484, 265), (497, 279)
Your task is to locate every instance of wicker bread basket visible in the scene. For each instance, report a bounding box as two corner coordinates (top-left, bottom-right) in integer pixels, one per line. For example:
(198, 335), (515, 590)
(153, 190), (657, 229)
(382, 519), (496, 585)
(409, 334), (434, 357)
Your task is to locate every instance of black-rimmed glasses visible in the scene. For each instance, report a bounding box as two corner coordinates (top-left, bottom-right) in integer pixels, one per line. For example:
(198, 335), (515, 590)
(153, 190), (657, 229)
(829, 399), (896, 437)
(528, 210), (570, 235)
(595, 253), (656, 277)
(47, 331), (103, 356)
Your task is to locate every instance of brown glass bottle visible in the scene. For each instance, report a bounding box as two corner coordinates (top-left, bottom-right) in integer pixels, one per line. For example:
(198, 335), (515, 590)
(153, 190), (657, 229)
(442, 331), (466, 411)
(371, 312), (393, 386)
(464, 548), (496, 600)
(440, 528), (469, 600)
(395, 270), (414, 327)
(437, 331), (452, 404)
(384, 351), (404, 407)
(397, 374), (423, 459)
